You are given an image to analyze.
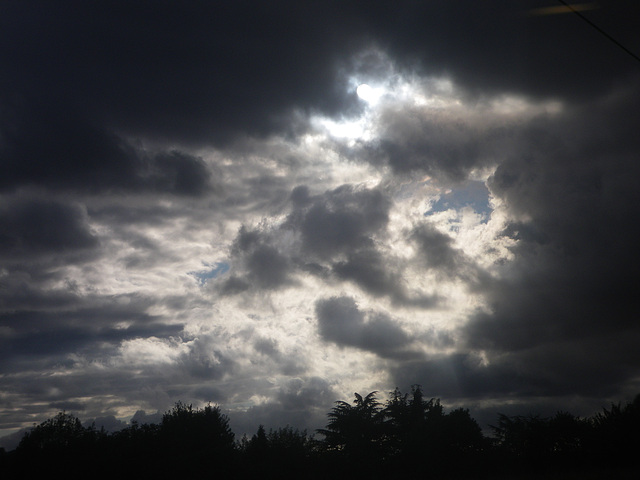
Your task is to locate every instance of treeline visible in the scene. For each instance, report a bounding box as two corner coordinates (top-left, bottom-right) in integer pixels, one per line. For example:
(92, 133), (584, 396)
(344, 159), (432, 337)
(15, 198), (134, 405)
(2, 387), (640, 479)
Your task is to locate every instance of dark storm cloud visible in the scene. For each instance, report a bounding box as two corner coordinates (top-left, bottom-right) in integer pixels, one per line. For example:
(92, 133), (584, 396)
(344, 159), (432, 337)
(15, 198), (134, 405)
(0, 279), (80, 313)
(315, 296), (420, 359)
(0, 108), (213, 195)
(409, 222), (493, 295)
(410, 223), (488, 286)
(219, 184), (394, 296)
(219, 226), (294, 294)
(391, 353), (523, 399)
(5, 1), (635, 185)
(465, 89), (640, 351)
(381, 76), (640, 410)
(0, 0), (365, 156)
(147, 151), (212, 197)
(411, 224), (461, 273)
(0, 197), (98, 258)
(245, 245), (291, 289)
(445, 86), (640, 405)
(361, 109), (500, 181)
(332, 249), (404, 297)
(0, 296), (182, 373)
(294, 184), (391, 259)
(332, 247), (439, 307)
(392, 328), (640, 408)
(366, 0), (640, 102)
(0, 106), (136, 192)
(0, 197), (100, 313)
(87, 202), (188, 232)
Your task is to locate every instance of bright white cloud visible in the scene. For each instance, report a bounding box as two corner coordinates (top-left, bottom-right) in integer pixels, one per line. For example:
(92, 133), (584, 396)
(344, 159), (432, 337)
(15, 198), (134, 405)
(118, 337), (189, 366)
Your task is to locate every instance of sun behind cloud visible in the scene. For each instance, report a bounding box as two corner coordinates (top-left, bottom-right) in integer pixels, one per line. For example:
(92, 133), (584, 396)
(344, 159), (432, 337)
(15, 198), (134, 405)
(356, 83), (376, 103)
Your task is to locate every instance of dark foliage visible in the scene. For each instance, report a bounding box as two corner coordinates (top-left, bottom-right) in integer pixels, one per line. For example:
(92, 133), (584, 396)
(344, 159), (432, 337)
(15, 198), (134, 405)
(2, 393), (640, 479)
(585, 394), (640, 469)
(238, 424), (318, 478)
(9, 411), (104, 478)
(158, 401), (236, 476)
(319, 386), (486, 477)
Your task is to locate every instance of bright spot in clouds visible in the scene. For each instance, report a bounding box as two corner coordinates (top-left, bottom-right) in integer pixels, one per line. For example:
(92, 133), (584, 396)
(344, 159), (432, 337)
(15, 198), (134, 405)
(313, 116), (370, 141)
(356, 83), (382, 104)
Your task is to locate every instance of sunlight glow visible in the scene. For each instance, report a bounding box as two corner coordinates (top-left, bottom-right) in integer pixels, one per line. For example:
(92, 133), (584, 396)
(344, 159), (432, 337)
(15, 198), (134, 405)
(356, 83), (383, 104)
(313, 116), (370, 141)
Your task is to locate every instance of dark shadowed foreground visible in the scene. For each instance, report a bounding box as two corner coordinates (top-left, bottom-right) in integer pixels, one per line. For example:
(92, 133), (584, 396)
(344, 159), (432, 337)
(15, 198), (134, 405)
(2, 387), (640, 479)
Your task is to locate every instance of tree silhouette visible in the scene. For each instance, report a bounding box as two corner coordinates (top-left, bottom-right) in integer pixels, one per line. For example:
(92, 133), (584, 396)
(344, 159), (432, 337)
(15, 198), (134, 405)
(239, 425), (315, 478)
(11, 411), (100, 478)
(547, 411), (587, 461)
(317, 391), (387, 470)
(4, 391), (640, 479)
(17, 411), (89, 452)
(587, 394), (640, 468)
(104, 420), (161, 477)
(491, 412), (550, 472)
(385, 386), (443, 455)
(243, 424), (269, 464)
(383, 385), (484, 476)
(490, 410), (591, 475)
(158, 401), (236, 477)
(441, 407), (484, 455)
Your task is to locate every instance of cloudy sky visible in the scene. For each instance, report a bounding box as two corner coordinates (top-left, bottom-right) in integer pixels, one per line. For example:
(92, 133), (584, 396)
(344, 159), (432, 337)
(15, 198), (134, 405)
(2, 0), (640, 444)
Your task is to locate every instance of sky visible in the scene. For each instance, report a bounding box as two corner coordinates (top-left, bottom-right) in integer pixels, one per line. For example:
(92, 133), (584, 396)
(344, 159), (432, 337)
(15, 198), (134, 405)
(2, 0), (640, 447)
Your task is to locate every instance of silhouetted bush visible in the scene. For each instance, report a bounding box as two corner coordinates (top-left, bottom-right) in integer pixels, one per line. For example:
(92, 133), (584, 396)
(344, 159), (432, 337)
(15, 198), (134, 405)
(3, 392), (640, 479)
(157, 401), (236, 477)
(584, 394), (640, 469)
(8, 411), (102, 478)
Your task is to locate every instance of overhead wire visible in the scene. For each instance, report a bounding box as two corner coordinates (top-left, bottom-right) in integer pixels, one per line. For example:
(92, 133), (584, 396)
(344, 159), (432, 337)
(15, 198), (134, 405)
(556, 0), (640, 64)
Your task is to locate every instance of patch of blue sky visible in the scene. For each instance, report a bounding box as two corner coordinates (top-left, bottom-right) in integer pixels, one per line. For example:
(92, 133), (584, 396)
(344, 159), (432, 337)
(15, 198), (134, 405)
(427, 180), (492, 221)
(189, 261), (230, 286)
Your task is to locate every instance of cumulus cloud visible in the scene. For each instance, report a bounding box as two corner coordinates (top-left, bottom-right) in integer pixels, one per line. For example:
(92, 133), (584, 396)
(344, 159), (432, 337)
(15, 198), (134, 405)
(219, 226), (295, 294)
(315, 296), (421, 359)
(332, 247), (439, 308)
(217, 183), (396, 296)
(294, 184), (391, 259)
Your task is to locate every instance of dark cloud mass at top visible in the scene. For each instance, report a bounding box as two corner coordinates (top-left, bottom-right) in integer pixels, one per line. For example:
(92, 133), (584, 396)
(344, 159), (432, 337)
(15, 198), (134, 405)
(2, 0), (640, 447)
(2, 1), (638, 155)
